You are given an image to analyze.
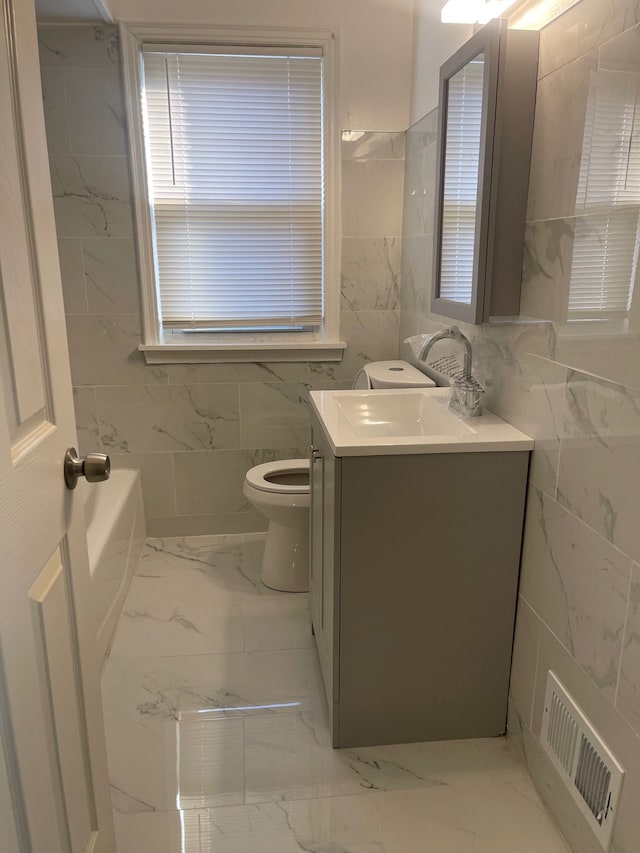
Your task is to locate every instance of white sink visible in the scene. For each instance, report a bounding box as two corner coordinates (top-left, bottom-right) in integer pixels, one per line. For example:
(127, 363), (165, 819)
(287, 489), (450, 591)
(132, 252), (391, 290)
(309, 388), (534, 457)
(335, 391), (475, 438)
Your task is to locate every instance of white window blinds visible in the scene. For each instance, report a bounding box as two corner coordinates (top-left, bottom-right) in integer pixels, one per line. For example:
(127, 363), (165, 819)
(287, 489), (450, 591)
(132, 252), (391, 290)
(141, 46), (325, 330)
(568, 209), (640, 316)
(569, 68), (640, 318)
(439, 54), (485, 305)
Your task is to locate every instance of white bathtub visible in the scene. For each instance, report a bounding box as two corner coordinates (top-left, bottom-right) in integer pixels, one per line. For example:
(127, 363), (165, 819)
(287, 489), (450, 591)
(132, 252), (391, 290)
(83, 469), (145, 667)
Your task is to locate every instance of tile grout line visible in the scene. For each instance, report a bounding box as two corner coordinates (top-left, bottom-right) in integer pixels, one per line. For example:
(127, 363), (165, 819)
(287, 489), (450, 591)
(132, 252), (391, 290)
(614, 560), (635, 707)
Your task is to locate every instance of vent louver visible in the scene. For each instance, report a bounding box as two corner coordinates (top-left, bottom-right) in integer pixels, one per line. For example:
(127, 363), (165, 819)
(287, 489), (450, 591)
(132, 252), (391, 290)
(541, 672), (624, 851)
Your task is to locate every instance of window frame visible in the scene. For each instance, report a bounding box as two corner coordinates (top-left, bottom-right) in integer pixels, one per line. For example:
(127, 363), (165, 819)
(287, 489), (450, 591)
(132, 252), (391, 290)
(120, 22), (344, 364)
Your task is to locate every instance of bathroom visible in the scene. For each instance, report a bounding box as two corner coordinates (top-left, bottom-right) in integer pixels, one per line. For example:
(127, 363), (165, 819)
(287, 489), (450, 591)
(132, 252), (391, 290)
(1, 0), (640, 849)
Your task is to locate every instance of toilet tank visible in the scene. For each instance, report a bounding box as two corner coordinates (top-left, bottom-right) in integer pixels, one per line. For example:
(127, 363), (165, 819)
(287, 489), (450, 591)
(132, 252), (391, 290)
(352, 360), (436, 389)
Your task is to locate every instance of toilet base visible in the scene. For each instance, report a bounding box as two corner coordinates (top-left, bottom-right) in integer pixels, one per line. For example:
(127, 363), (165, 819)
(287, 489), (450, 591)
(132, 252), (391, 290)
(261, 519), (309, 592)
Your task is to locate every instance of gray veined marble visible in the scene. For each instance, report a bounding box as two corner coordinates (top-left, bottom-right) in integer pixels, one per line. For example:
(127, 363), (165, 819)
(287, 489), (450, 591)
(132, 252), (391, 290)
(137, 536), (271, 598)
(509, 598), (542, 730)
(557, 371), (640, 564)
(110, 453), (176, 520)
(341, 130), (406, 161)
(172, 449), (304, 517)
(342, 158), (405, 238)
(50, 155), (133, 238)
(537, 0), (640, 80)
(526, 51), (598, 222)
(67, 314), (167, 387)
(238, 382), (310, 450)
(463, 319), (557, 412)
(38, 24), (120, 69)
(73, 386), (99, 456)
(396, 8), (640, 852)
(57, 238), (88, 314)
(167, 361), (309, 385)
(520, 485), (632, 697)
(102, 533), (570, 851)
(341, 237), (401, 311)
(405, 108), (439, 160)
(97, 384), (240, 454)
(114, 798), (387, 853)
(402, 142), (436, 240)
(82, 238), (141, 314)
(109, 577), (246, 659)
(64, 67), (128, 156)
(40, 69), (70, 157)
(520, 219), (575, 323)
(110, 784), (156, 815)
(329, 310), (400, 382)
(102, 646), (325, 731)
(400, 235), (433, 318)
(517, 355), (567, 499)
(617, 563), (640, 736)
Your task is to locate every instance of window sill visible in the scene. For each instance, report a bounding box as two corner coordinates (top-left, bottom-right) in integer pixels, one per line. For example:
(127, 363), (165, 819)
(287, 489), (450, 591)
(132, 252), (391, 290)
(139, 334), (346, 364)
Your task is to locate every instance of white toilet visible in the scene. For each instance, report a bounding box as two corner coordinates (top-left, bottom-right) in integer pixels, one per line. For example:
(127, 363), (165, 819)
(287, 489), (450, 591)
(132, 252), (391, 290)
(242, 458), (311, 592)
(242, 360), (434, 592)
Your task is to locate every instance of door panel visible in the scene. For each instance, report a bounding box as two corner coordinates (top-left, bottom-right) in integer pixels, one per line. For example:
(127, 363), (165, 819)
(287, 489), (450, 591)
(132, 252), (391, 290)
(310, 428), (323, 633)
(30, 548), (96, 853)
(0, 684), (29, 853)
(0, 0), (116, 850)
(0, 0), (47, 433)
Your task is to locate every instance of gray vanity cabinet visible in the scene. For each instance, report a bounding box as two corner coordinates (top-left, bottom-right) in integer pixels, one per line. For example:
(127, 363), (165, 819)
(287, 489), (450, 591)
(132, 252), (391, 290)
(309, 418), (340, 715)
(309, 409), (530, 749)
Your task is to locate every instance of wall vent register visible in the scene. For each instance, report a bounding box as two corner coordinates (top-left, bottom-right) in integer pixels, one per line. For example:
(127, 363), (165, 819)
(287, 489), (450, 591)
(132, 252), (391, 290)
(541, 671), (624, 850)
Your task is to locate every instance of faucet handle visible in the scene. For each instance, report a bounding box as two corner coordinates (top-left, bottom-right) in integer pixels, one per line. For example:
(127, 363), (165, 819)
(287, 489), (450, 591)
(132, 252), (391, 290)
(450, 376), (484, 418)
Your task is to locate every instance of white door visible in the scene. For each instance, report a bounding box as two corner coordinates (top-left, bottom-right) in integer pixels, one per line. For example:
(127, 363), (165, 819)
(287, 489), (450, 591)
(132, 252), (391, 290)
(0, 0), (116, 851)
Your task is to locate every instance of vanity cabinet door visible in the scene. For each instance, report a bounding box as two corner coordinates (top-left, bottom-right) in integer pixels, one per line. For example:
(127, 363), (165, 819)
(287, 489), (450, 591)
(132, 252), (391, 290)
(309, 425), (324, 635)
(309, 417), (341, 717)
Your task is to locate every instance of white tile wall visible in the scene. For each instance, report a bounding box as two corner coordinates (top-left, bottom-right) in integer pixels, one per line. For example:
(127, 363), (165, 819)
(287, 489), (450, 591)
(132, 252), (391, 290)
(402, 5), (640, 850)
(39, 24), (405, 535)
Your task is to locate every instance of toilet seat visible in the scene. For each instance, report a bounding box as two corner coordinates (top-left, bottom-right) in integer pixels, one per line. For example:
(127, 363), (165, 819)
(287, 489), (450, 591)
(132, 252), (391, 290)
(244, 459), (310, 495)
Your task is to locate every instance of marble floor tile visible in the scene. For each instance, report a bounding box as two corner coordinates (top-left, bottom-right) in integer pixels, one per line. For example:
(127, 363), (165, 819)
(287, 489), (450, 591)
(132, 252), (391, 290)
(102, 533), (570, 851)
(102, 648), (326, 727)
(372, 778), (571, 852)
(242, 595), (313, 652)
(471, 735), (534, 786)
(244, 718), (488, 804)
(138, 535), (267, 595)
(108, 713), (245, 813)
(114, 797), (385, 853)
(108, 576), (246, 658)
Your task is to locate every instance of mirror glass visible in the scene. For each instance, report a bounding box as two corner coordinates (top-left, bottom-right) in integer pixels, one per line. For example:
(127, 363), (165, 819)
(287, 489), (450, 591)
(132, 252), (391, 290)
(439, 52), (485, 306)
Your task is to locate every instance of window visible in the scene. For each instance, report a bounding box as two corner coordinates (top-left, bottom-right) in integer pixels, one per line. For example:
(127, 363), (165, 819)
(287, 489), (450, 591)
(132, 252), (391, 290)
(120, 25), (343, 363)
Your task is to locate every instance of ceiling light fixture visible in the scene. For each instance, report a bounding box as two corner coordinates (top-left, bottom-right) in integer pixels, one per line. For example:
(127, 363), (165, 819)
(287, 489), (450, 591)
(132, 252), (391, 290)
(440, 0), (516, 23)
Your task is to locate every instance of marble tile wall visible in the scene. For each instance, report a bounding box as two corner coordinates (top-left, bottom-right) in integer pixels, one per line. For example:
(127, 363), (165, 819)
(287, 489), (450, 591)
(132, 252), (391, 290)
(38, 24), (404, 536)
(402, 5), (640, 852)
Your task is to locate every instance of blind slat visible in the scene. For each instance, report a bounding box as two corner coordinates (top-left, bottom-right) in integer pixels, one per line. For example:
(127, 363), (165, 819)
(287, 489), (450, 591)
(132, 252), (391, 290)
(569, 68), (640, 317)
(142, 47), (325, 329)
(439, 55), (485, 305)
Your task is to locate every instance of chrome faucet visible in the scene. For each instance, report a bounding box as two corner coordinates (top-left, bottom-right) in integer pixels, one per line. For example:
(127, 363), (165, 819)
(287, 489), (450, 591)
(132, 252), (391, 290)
(418, 325), (473, 378)
(418, 326), (483, 417)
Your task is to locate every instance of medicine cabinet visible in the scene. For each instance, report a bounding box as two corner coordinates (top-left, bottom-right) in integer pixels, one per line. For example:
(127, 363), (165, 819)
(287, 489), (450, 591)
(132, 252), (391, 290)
(431, 19), (539, 324)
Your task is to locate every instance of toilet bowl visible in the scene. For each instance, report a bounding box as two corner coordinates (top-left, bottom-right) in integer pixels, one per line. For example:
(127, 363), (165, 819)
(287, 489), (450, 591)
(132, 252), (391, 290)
(242, 459), (310, 592)
(243, 361), (433, 592)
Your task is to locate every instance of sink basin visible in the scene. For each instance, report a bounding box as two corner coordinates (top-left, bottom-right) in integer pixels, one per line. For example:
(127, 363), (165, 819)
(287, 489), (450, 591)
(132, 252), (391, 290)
(335, 391), (475, 438)
(308, 388), (534, 457)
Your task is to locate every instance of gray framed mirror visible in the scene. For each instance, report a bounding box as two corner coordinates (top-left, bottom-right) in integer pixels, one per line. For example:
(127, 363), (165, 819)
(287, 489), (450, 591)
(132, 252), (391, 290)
(432, 20), (539, 324)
